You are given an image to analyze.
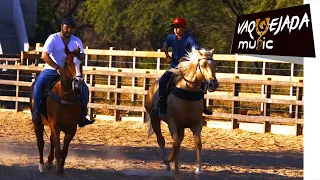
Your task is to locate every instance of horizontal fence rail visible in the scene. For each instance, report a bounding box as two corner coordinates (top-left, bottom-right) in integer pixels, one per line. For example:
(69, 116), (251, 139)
(0, 46), (304, 136)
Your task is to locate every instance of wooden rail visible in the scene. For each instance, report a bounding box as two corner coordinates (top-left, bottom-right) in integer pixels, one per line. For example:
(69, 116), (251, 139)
(0, 47), (304, 136)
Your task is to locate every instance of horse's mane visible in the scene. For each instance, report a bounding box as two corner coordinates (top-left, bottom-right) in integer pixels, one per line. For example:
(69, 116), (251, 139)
(168, 47), (212, 84)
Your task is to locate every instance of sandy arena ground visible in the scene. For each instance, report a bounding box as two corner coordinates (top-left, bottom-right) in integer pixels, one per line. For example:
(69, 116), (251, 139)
(0, 110), (303, 180)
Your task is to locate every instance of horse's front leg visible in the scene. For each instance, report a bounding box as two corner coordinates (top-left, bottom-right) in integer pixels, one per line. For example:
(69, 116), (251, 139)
(190, 123), (203, 175)
(151, 117), (170, 171)
(34, 123), (45, 172)
(50, 125), (63, 175)
(61, 132), (76, 170)
(46, 134), (54, 171)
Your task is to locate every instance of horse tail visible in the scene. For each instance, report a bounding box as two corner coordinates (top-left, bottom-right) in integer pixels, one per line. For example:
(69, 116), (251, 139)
(144, 111), (155, 138)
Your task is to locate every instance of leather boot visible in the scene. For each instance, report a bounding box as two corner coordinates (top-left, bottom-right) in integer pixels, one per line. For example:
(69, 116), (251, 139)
(203, 99), (212, 115)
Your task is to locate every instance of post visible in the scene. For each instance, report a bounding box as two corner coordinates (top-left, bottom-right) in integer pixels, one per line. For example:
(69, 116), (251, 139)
(84, 46), (89, 83)
(261, 62), (269, 115)
(290, 63), (299, 118)
(107, 47), (114, 99)
(88, 68), (96, 119)
(142, 71), (150, 122)
(295, 79), (303, 136)
(114, 69), (122, 121)
(263, 78), (272, 133)
(131, 48), (137, 102)
(157, 49), (161, 71)
(231, 76), (240, 129)
(15, 66), (20, 112)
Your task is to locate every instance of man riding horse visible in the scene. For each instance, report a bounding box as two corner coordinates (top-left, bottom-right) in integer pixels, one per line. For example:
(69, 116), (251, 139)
(151, 17), (213, 117)
(32, 17), (94, 127)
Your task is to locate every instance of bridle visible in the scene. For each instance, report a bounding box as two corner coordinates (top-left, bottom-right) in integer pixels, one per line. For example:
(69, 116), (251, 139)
(61, 58), (83, 94)
(180, 57), (217, 85)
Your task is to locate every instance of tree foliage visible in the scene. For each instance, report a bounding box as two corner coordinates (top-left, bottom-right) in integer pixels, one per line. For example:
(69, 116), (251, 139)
(33, 0), (303, 53)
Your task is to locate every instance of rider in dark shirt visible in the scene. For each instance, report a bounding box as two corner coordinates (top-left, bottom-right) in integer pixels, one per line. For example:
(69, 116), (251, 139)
(151, 17), (213, 117)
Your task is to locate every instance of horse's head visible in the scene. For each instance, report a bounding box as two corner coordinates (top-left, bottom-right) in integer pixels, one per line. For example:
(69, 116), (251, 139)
(62, 46), (83, 92)
(195, 48), (218, 92)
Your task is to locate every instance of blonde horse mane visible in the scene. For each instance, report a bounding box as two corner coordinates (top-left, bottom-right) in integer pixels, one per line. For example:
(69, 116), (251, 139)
(168, 47), (213, 84)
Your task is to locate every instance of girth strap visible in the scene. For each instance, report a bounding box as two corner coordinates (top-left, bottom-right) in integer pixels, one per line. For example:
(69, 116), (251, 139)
(171, 87), (203, 101)
(47, 91), (80, 105)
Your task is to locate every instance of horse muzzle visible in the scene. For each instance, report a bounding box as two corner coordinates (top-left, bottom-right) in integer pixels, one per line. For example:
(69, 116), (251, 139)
(72, 76), (84, 91)
(207, 79), (218, 92)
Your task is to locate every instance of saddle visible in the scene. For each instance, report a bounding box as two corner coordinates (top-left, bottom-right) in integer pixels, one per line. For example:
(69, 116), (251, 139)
(38, 75), (81, 118)
(163, 74), (203, 102)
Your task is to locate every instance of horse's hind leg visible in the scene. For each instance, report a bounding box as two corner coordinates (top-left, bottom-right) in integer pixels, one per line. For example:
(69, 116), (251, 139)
(190, 123), (203, 175)
(167, 118), (183, 176)
(45, 134), (54, 171)
(34, 123), (45, 172)
(151, 118), (170, 171)
(61, 132), (76, 170)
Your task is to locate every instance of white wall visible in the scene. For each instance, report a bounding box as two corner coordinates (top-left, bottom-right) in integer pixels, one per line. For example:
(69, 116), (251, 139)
(13, 0), (29, 51)
(304, 0), (319, 179)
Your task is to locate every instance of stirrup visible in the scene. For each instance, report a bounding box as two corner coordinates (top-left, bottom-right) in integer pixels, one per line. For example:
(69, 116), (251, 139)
(32, 111), (42, 125)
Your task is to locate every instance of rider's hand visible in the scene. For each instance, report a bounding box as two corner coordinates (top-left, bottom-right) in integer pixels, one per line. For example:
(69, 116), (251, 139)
(166, 56), (172, 63)
(56, 67), (63, 75)
(179, 57), (187, 63)
(72, 46), (81, 58)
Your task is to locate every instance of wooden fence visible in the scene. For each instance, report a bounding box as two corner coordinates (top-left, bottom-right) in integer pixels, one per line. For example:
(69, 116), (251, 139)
(0, 45), (304, 135)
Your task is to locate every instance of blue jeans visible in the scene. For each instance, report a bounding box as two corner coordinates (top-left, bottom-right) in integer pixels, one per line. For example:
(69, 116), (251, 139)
(33, 69), (89, 114)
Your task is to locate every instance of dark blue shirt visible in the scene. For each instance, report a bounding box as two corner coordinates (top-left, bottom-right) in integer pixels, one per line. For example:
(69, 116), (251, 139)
(163, 32), (201, 68)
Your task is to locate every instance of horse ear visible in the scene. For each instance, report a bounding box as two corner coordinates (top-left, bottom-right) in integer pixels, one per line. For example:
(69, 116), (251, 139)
(210, 48), (215, 54)
(75, 46), (80, 54)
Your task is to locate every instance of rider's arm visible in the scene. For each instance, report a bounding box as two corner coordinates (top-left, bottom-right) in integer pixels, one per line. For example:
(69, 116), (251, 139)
(189, 35), (202, 57)
(42, 34), (60, 70)
(163, 35), (172, 63)
(76, 39), (85, 62)
(41, 52), (59, 70)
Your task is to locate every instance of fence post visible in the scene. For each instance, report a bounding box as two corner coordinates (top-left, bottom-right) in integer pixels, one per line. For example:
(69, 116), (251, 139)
(231, 76), (240, 129)
(260, 61), (269, 114)
(142, 71), (150, 122)
(108, 47), (114, 100)
(263, 78), (272, 133)
(290, 63), (299, 118)
(84, 46), (89, 83)
(114, 69), (122, 121)
(295, 79), (303, 136)
(131, 48), (138, 102)
(88, 68), (96, 119)
(157, 49), (161, 71)
(15, 64), (20, 112)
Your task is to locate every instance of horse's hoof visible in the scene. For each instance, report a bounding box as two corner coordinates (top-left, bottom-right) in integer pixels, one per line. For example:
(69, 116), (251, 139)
(45, 161), (53, 171)
(195, 167), (202, 174)
(162, 164), (171, 171)
(39, 163), (44, 173)
(56, 168), (64, 175)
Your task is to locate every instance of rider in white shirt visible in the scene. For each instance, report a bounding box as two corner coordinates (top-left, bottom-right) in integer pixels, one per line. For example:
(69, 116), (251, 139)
(32, 17), (94, 127)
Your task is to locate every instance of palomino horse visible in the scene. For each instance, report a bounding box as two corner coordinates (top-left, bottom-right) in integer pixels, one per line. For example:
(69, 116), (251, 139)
(30, 46), (84, 174)
(144, 48), (218, 177)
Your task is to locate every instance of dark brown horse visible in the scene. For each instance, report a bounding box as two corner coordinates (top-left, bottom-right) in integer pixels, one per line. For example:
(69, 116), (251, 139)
(144, 48), (218, 177)
(30, 46), (84, 174)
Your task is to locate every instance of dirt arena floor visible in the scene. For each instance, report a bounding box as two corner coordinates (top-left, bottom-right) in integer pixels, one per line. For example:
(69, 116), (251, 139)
(0, 110), (303, 180)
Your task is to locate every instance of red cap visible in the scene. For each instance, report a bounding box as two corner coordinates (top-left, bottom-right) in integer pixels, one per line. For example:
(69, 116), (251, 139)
(171, 17), (187, 28)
